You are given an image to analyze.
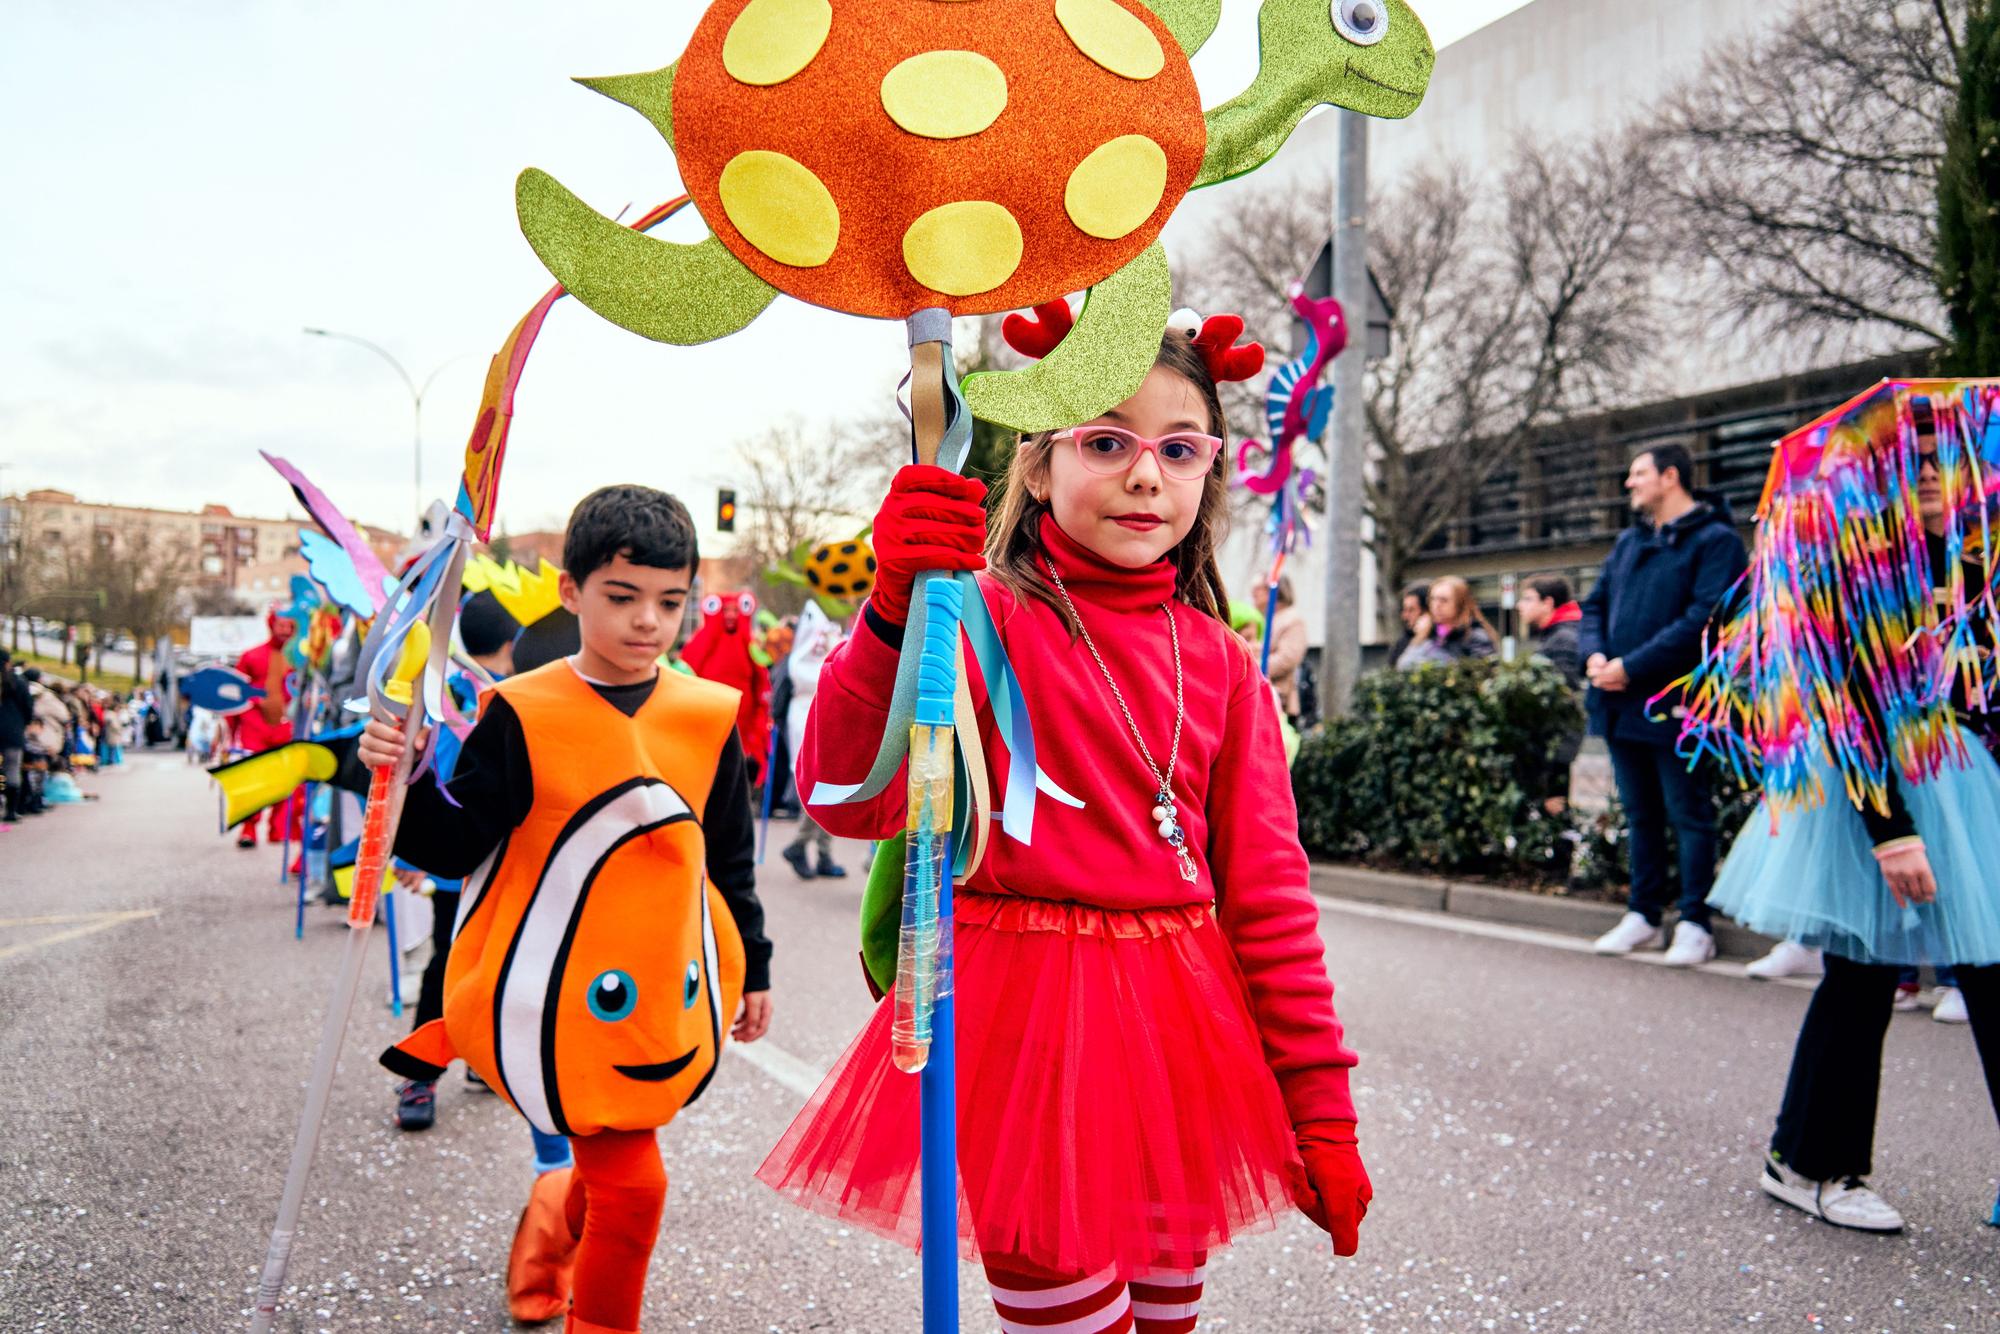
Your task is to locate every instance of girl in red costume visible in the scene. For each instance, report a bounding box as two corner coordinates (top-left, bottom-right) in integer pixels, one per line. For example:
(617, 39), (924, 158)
(759, 329), (1368, 1331)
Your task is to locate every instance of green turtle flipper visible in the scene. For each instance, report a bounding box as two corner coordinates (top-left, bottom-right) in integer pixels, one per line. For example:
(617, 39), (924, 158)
(516, 167), (777, 346)
(962, 242), (1171, 434)
(1140, 0), (1222, 56)
(576, 62), (677, 151)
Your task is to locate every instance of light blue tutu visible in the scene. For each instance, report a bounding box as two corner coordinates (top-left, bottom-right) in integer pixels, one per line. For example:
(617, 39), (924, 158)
(1710, 736), (2000, 966)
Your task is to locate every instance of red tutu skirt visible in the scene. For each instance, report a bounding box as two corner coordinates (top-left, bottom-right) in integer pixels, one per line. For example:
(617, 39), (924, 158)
(756, 891), (1304, 1274)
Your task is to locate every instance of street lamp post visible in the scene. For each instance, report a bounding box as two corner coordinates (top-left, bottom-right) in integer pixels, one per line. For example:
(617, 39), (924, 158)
(302, 329), (470, 532)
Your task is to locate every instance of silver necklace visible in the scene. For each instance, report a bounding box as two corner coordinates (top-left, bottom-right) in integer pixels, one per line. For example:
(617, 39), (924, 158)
(1043, 556), (1198, 884)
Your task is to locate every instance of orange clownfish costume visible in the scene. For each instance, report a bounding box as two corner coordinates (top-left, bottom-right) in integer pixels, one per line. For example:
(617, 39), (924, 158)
(383, 663), (746, 1135)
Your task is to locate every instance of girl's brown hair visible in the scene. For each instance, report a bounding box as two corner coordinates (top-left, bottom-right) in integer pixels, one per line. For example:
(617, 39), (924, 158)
(984, 334), (1232, 627)
(1429, 575), (1497, 639)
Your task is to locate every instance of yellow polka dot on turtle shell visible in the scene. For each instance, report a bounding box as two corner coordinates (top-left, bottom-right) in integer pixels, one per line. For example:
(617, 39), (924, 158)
(1054, 0), (1164, 80)
(881, 51), (1009, 139)
(1064, 134), (1168, 239)
(719, 151), (840, 267)
(722, 0), (833, 87)
(903, 202), (1023, 296)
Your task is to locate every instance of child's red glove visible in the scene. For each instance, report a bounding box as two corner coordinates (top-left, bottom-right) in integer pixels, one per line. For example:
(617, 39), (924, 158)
(867, 466), (989, 627)
(1291, 1119), (1372, 1256)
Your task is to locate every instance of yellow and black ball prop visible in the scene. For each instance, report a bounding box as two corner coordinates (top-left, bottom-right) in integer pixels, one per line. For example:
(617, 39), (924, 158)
(803, 538), (877, 602)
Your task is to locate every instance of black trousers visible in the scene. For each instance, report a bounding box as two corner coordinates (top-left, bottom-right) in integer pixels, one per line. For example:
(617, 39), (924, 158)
(1771, 953), (2000, 1179)
(412, 889), (461, 1034)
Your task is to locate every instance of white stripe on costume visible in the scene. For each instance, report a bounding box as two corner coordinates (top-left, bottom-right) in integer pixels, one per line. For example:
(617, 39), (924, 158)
(995, 1289), (1130, 1334)
(495, 781), (691, 1134)
(988, 1267), (1122, 1310)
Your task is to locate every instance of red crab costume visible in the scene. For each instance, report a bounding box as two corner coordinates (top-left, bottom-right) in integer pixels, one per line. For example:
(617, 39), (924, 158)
(681, 591), (771, 784)
(231, 606), (301, 846)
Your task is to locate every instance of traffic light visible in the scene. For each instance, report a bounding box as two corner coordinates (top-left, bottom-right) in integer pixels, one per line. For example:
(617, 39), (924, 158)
(717, 488), (737, 533)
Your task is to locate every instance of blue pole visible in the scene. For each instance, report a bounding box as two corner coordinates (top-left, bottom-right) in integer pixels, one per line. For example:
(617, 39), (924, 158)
(756, 722), (780, 864)
(919, 879), (956, 1331)
(294, 782), (313, 940)
(913, 580), (961, 1334)
(383, 885), (403, 1017)
(1259, 580), (1281, 678)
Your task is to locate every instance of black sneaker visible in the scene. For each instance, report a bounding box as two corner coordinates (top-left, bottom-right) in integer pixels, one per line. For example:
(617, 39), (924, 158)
(395, 1079), (437, 1131)
(815, 857), (848, 879)
(466, 1067), (494, 1094)
(782, 843), (817, 880)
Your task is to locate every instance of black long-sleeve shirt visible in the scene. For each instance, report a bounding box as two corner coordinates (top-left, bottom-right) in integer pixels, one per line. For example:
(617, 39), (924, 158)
(393, 676), (771, 991)
(1855, 533), (1995, 849)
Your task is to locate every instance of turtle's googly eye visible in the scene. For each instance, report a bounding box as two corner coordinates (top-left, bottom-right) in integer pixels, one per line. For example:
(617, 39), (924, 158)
(682, 961), (700, 1010)
(587, 970), (638, 1023)
(1166, 307), (1202, 338)
(1332, 0), (1389, 45)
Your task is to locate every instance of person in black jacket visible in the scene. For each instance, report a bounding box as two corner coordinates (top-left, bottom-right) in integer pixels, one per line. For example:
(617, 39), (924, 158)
(1581, 444), (1749, 965)
(0, 650), (31, 822)
(1518, 574), (1586, 843)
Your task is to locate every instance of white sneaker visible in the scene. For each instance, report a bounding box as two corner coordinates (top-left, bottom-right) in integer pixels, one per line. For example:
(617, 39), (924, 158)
(1933, 987), (1970, 1024)
(1745, 941), (1823, 980)
(1663, 921), (1717, 968)
(1759, 1158), (1905, 1232)
(1594, 911), (1664, 955)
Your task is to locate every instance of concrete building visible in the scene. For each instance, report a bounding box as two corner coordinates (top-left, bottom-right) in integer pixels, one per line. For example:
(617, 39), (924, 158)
(1, 488), (404, 607)
(1167, 0), (1925, 667)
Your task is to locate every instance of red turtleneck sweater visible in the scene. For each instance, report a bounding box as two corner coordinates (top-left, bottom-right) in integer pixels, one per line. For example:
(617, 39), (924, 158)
(798, 517), (1356, 1125)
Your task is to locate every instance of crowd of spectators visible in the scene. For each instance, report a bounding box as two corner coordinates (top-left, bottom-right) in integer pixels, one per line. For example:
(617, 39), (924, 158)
(0, 647), (153, 822)
(1345, 445), (1754, 964)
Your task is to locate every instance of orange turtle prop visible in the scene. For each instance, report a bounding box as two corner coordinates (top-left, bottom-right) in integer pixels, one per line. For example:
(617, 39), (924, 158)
(516, 0), (1435, 432)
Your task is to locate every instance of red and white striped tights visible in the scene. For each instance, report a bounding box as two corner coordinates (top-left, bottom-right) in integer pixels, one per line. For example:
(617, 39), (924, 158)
(985, 1258), (1207, 1334)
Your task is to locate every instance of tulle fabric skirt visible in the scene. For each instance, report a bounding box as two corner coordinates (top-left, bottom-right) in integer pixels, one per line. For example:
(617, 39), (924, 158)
(756, 891), (1304, 1274)
(1710, 737), (2000, 966)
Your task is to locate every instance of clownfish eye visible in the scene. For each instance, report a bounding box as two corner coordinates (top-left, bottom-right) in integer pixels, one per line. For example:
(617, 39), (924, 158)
(683, 960), (700, 1009)
(587, 969), (638, 1022)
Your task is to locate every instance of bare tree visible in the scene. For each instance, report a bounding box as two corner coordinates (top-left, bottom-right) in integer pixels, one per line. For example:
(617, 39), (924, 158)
(1648, 0), (1964, 352)
(730, 418), (873, 617)
(1183, 131), (1663, 613)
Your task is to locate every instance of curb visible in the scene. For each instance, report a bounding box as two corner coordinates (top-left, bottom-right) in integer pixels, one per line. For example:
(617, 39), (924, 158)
(1308, 863), (1780, 960)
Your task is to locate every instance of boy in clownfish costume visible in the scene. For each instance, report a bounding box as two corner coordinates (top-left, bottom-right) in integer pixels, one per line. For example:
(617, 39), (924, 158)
(363, 485), (773, 1334)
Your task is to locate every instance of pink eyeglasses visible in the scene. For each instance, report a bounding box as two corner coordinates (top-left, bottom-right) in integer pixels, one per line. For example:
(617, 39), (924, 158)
(1054, 426), (1224, 482)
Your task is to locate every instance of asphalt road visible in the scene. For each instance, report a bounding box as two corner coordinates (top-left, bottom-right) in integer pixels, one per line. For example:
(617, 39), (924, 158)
(2, 757), (1996, 1332)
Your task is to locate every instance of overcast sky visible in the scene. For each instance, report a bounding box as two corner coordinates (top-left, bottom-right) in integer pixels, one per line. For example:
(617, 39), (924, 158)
(0, 0), (1530, 542)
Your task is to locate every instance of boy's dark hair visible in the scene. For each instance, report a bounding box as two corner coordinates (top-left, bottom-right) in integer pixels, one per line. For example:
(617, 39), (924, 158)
(1526, 573), (1572, 605)
(562, 485), (700, 585)
(1639, 443), (1696, 494)
(1400, 581), (1431, 606)
(458, 591), (521, 657)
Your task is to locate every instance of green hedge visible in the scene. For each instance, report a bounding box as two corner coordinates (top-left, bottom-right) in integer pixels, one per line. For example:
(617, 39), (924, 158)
(1294, 659), (1758, 887)
(1295, 659), (1582, 879)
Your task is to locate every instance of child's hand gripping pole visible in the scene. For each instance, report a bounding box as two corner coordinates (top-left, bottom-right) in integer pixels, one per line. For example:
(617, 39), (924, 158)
(248, 623), (429, 1334)
(347, 625), (430, 929)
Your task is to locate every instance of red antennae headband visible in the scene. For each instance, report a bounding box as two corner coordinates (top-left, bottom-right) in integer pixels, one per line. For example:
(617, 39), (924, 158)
(1000, 302), (1264, 387)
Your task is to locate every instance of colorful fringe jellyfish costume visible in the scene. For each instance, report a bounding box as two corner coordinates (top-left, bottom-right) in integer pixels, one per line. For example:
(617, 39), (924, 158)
(1680, 380), (2000, 966)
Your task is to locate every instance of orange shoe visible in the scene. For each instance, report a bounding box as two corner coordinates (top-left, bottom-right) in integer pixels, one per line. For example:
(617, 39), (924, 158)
(507, 1167), (580, 1324)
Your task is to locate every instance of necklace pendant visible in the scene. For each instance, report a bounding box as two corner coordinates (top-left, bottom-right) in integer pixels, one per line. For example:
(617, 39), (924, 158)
(1174, 844), (1198, 883)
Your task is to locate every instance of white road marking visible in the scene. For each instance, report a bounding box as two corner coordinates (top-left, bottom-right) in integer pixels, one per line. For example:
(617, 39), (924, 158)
(1311, 894), (1819, 991)
(727, 1036), (829, 1098)
(0, 909), (161, 962)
